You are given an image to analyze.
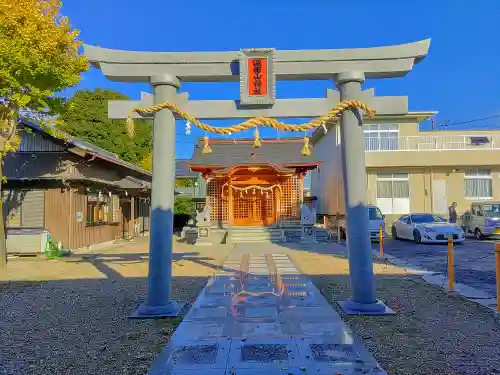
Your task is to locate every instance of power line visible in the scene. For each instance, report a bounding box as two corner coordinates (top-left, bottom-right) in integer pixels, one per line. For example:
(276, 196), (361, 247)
(435, 114), (500, 129)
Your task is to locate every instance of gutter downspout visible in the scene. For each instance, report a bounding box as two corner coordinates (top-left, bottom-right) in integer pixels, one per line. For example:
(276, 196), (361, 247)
(429, 168), (434, 213)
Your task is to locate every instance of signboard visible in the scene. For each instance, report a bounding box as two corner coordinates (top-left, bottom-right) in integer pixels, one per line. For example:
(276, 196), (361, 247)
(247, 58), (267, 96)
(76, 212), (83, 222)
(239, 48), (275, 106)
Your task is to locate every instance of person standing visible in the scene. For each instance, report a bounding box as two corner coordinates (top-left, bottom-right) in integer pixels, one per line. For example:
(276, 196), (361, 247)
(448, 202), (458, 223)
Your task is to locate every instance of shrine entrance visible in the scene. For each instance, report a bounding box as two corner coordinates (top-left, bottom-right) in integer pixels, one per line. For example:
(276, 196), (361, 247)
(231, 185), (278, 226)
(201, 162), (295, 227)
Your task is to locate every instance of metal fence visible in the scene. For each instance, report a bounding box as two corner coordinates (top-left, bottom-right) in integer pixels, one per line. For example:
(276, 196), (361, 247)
(365, 135), (500, 152)
(320, 214), (346, 243)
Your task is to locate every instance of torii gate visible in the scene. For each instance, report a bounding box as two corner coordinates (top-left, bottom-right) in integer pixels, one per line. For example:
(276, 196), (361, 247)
(84, 39), (430, 318)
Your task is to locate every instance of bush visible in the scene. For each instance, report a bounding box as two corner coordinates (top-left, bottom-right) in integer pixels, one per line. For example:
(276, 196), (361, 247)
(174, 196), (195, 215)
(173, 196), (195, 230)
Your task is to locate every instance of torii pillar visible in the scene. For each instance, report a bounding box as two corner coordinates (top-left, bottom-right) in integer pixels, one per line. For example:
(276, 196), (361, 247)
(85, 39), (430, 317)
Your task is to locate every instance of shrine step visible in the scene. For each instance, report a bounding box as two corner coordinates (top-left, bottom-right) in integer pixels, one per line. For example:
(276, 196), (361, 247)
(228, 227), (284, 243)
(284, 228), (330, 242)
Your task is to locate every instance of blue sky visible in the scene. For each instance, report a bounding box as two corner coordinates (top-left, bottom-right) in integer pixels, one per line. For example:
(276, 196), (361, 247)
(61, 0), (500, 159)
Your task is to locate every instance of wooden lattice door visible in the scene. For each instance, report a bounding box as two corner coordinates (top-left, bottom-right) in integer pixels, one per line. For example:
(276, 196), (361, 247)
(232, 188), (276, 226)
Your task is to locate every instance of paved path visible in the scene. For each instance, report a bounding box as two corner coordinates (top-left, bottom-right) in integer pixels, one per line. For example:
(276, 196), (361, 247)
(149, 244), (387, 375)
(375, 238), (498, 297)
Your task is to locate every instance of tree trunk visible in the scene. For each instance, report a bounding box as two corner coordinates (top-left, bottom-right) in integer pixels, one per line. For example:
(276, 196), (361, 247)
(0, 154), (6, 268)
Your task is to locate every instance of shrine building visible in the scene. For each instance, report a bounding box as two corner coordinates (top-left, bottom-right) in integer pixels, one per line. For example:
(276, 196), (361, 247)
(187, 137), (321, 227)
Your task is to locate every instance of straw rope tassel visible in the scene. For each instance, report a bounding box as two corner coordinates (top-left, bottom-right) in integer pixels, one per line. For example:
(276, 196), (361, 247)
(253, 128), (262, 148)
(203, 135), (212, 154)
(301, 136), (311, 156)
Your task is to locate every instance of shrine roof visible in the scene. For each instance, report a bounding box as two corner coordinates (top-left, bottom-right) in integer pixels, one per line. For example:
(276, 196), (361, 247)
(175, 159), (198, 178)
(187, 137), (320, 169)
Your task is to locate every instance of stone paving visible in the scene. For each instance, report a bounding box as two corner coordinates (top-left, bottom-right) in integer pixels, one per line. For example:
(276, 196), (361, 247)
(149, 244), (387, 375)
(374, 238), (498, 297)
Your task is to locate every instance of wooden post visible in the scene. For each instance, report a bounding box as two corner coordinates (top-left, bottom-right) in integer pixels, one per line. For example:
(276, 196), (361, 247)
(228, 179), (233, 226)
(495, 243), (500, 314)
(379, 227), (384, 257)
(130, 195), (135, 238)
(447, 236), (454, 291)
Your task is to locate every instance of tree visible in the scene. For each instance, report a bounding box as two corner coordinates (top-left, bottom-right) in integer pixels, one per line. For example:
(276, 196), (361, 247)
(139, 152), (153, 172)
(57, 89), (152, 165)
(174, 196), (195, 215)
(140, 154), (197, 187)
(0, 0), (88, 267)
(176, 179), (196, 188)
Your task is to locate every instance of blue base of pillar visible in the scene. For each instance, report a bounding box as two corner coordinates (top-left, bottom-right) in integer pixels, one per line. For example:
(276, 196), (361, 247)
(129, 300), (185, 319)
(338, 299), (395, 316)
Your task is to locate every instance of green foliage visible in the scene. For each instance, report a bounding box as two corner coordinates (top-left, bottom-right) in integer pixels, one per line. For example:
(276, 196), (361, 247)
(0, 0), (88, 118)
(139, 152), (152, 171)
(175, 178), (196, 188)
(174, 196), (195, 215)
(57, 89), (152, 164)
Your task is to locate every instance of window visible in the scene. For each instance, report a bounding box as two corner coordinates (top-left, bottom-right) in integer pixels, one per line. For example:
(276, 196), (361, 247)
(368, 206), (384, 220)
(86, 193), (111, 225)
(471, 204), (482, 216)
(410, 214), (447, 223)
(376, 173), (410, 214)
(364, 124), (399, 151)
(2, 189), (45, 228)
(464, 169), (492, 199)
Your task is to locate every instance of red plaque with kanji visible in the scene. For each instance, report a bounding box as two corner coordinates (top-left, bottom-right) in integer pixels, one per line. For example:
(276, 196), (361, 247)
(247, 58), (268, 97)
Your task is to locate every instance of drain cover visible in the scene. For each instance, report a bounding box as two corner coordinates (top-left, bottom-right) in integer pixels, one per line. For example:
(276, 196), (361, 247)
(241, 344), (289, 363)
(172, 344), (218, 365)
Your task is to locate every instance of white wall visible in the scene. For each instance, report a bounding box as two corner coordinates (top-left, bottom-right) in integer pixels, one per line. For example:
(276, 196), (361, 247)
(311, 125), (345, 215)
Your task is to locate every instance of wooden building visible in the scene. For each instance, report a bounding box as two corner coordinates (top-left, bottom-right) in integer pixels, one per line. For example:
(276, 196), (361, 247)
(2, 119), (152, 252)
(187, 138), (321, 227)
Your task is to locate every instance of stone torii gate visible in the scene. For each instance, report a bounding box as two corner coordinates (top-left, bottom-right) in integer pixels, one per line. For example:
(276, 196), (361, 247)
(85, 39), (430, 318)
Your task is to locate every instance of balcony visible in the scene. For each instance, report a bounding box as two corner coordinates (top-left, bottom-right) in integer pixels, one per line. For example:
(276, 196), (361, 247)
(365, 135), (500, 152)
(364, 135), (500, 167)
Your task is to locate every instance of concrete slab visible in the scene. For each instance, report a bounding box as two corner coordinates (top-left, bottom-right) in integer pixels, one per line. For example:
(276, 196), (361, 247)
(240, 322), (283, 338)
(173, 322), (226, 341)
(299, 322), (353, 340)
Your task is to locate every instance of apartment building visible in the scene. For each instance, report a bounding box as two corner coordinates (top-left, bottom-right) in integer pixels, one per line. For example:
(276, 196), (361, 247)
(310, 112), (500, 223)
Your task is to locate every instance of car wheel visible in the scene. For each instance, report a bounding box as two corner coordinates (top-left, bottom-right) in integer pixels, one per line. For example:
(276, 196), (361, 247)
(391, 226), (398, 240)
(413, 229), (422, 244)
(474, 228), (483, 240)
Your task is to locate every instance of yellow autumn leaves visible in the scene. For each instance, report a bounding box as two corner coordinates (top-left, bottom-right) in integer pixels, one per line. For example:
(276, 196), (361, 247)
(0, 0), (88, 144)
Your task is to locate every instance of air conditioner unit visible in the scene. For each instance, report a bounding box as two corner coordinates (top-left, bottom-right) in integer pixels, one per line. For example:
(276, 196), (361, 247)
(6, 229), (50, 254)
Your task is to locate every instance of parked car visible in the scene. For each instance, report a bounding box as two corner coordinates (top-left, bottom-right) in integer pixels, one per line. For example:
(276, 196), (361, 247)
(459, 201), (500, 240)
(391, 213), (465, 244)
(338, 205), (386, 242)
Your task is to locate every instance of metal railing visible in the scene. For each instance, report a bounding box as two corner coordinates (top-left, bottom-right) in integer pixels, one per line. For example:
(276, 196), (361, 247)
(321, 215), (346, 243)
(364, 135), (500, 152)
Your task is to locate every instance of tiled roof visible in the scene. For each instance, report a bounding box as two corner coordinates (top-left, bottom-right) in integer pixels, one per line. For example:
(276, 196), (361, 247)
(19, 118), (151, 177)
(188, 138), (320, 167)
(175, 159), (198, 178)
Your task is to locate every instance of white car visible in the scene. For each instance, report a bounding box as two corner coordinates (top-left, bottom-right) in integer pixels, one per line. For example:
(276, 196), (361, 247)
(391, 213), (465, 244)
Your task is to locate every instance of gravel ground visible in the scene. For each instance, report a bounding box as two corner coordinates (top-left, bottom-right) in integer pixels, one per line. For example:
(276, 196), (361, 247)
(0, 240), (233, 375)
(288, 246), (500, 375)
(2, 240), (500, 375)
(0, 276), (205, 375)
